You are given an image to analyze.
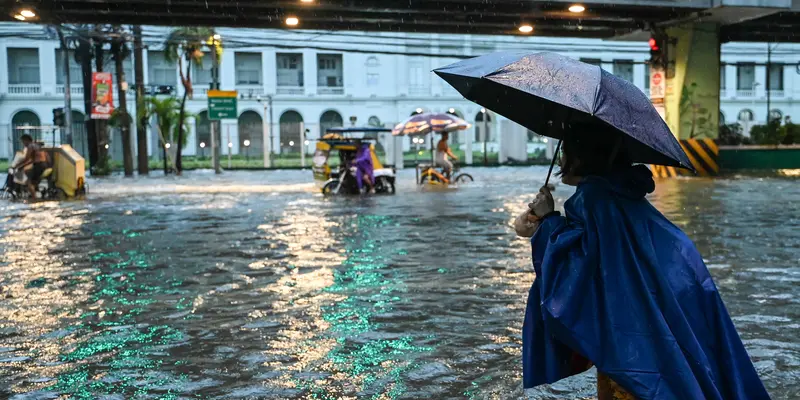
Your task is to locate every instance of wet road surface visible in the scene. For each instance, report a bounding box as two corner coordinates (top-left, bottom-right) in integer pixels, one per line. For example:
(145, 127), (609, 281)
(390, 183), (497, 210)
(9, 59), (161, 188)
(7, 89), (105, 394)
(0, 168), (798, 399)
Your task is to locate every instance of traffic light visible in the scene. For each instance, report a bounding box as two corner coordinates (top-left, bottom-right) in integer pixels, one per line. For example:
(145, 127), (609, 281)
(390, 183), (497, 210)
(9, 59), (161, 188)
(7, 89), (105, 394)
(53, 107), (65, 127)
(649, 35), (667, 69)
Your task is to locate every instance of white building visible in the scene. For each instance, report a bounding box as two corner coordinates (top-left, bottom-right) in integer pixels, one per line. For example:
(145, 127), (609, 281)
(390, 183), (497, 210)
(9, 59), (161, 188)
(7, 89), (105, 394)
(1, 23), (799, 164)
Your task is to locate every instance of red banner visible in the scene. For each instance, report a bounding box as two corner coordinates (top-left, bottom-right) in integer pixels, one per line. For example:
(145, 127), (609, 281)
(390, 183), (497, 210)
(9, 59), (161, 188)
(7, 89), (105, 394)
(91, 72), (114, 120)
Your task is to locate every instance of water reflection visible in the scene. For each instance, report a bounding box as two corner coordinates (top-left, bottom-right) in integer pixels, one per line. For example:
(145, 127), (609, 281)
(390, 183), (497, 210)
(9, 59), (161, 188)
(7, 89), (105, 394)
(0, 168), (797, 399)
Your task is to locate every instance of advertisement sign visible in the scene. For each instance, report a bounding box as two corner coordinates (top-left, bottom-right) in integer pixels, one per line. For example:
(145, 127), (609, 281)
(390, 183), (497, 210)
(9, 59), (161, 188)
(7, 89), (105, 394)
(649, 67), (665, 104)
(91, 72), (114, 120)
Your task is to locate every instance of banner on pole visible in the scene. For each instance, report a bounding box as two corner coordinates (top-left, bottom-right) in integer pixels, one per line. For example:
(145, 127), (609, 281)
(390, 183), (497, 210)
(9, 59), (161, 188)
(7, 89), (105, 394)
(91, 72), (114, 120)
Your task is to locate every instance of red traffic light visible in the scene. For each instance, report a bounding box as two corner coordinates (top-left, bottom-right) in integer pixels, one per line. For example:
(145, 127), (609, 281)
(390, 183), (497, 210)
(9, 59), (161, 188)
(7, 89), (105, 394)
(649, 37), (659, 51)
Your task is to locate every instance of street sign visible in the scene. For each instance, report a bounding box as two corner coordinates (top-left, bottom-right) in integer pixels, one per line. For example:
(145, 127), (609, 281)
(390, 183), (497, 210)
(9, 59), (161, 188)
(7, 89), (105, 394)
(649, 67), (665, 104)
(208, 90), (238, 120)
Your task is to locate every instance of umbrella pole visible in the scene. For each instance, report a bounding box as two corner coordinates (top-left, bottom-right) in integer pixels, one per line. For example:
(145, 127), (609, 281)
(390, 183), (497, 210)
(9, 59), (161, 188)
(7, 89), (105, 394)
(543, 140), (562, 188)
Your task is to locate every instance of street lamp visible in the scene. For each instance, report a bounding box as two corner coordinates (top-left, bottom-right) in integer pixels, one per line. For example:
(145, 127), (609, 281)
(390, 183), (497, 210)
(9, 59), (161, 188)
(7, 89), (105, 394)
(199, 141), (206, 158)
(243, 139), (250, 161)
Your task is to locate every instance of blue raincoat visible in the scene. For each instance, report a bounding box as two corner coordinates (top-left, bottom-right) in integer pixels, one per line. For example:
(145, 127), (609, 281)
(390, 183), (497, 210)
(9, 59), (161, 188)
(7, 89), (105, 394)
(523, 165), (770, 399)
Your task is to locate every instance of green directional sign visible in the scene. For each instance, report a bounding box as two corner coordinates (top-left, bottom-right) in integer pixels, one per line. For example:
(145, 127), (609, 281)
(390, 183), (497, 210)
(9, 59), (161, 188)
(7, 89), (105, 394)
(208, 90), (238, 120)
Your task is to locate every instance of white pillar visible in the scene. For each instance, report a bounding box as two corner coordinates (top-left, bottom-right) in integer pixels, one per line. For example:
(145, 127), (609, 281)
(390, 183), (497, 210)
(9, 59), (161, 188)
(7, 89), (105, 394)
(299, 121), (306, 167)
(262, 104), (271, 167)
(393, 135), (405, 170)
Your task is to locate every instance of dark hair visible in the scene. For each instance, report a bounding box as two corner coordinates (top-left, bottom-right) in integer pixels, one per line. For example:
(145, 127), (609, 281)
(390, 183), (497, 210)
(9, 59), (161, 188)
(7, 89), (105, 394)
(558, 123), (632, 177)
(20, 134), (33, 142)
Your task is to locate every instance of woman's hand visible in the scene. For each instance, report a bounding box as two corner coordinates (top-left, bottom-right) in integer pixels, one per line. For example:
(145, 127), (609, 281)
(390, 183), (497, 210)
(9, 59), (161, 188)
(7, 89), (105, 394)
(529, 186), (555, 218)
(514, 209), (540, 238)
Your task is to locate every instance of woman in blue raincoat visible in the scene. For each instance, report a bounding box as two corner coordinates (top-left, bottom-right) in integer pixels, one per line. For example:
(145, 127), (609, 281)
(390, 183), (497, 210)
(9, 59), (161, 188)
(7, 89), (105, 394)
(514, 128), (770, 400)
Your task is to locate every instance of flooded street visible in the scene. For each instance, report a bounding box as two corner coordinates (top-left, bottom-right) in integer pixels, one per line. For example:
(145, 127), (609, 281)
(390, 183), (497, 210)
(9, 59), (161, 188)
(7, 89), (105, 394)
(0, 167), (798, 399)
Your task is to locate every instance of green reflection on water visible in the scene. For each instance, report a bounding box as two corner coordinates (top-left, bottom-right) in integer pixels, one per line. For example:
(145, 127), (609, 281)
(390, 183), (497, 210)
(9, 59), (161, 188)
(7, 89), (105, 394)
(51, 231), (192, 398)
(296, 215), (433, 399)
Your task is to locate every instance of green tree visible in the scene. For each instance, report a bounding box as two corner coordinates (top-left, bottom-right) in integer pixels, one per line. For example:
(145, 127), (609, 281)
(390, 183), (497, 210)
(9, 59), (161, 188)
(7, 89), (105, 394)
(163, 27), (218, 175)
(145, 96), (191, 173)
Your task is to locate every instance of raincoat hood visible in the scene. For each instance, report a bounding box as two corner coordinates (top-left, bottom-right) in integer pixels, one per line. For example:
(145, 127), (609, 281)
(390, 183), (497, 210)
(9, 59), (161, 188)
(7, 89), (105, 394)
(580, 165), (655, 200)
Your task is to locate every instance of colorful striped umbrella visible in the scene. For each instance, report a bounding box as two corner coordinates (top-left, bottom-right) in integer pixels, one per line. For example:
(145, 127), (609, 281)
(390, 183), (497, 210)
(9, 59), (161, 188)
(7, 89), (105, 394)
(392, 112), (471, 136)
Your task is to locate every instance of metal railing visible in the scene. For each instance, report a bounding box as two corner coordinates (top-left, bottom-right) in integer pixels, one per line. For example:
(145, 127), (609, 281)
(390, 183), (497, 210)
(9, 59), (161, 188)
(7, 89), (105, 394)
(736, 89), (755, 97)
(408, 86), (429, 96)
(8, 84), (41, 95)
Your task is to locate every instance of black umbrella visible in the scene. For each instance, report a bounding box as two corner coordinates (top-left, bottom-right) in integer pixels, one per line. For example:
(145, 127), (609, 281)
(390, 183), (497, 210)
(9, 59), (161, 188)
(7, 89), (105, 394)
(434, 52), (694, 184)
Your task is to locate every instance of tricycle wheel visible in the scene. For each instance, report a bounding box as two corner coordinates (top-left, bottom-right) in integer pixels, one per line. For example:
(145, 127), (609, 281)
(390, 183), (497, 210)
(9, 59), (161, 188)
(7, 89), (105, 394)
(322, 180), (340, 196)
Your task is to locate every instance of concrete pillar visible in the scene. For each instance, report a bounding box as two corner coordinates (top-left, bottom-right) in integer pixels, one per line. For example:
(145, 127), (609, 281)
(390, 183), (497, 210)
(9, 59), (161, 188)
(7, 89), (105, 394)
(303, 50), (317, 96)
(40, 43), (58, 96)
(393, 135), (405, 170)
(220, 50), (236, 90)
(465, 122), (473, 165)
(724, 63), (737, 99)
(664, 22), (721, 140)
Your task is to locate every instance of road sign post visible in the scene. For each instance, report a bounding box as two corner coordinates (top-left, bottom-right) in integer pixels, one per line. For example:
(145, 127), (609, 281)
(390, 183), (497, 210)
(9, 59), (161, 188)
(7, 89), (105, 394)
(208, 90), (237, 173)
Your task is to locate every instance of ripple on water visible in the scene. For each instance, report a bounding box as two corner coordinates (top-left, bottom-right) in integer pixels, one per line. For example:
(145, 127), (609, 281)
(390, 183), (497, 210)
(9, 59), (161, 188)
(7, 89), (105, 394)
(0, 169), (798, 399)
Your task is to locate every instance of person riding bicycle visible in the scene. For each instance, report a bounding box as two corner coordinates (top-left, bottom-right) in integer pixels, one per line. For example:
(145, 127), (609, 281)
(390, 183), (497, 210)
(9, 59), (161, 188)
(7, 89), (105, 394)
(18, 135), (49, 199)
(435, 132), (458, 180)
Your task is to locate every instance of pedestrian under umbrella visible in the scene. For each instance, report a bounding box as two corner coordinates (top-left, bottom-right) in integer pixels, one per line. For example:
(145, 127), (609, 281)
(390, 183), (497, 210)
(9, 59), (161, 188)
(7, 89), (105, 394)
(437, 52), (771, 399)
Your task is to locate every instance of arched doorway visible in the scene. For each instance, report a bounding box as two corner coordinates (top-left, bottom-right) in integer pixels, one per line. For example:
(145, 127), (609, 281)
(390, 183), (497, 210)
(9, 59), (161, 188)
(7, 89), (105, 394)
(11, 110), (41, 153)
(70, 110), (89, 158)
(238, 111), (263, 158)
(279, 110), (303, 153)
(195, 111), (211, 156)
(474, 110), (492, 143)
(738, 109), (754, 136)
(320, 110), (343, 135)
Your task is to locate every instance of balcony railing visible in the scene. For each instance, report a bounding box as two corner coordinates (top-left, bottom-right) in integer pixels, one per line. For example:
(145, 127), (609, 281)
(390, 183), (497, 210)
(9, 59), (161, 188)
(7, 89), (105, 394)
(277, 86), (304, 95)
(8, 84), (41, 95)
(56, 85), (84, 95)
(736, 89), (755, 97)
(236, 85), (265, 99)
(768, 89), (785, 98)
(318, 86), (344, 95)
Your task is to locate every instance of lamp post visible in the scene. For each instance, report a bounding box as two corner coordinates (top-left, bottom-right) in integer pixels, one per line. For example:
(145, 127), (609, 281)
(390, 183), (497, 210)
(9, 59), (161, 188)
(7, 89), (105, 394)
(243, 139), (250, 162)
(210, 33), (222, 174)
(257, 95), (274, 168)
(199, 141), (206, 159)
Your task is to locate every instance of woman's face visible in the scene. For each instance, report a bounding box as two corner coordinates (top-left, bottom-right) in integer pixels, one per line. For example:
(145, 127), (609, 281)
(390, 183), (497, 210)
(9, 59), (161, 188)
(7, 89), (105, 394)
(559, 152), (582, 186)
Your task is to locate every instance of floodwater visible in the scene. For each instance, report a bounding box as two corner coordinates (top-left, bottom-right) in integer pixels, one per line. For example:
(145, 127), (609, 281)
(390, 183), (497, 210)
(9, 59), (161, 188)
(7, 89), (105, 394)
(0, 167), (798, 399)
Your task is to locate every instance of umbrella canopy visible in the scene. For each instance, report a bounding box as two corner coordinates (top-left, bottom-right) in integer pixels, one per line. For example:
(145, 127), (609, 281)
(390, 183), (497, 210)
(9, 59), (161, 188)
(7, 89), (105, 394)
(392, 112), (471, 136)
(434, 52), (693, 170)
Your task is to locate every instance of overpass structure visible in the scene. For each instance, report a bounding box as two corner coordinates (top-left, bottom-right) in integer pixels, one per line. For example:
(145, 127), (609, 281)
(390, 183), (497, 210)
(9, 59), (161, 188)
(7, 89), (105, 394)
(3, 0), (800, 154)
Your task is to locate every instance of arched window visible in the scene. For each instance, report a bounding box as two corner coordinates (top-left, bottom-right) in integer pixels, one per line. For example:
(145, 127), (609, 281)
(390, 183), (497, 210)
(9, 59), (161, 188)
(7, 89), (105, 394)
(411, 108), (425, 116)
(737, 109), (754, 122)
(238, 111), (263, 156)
(474, 110), (492, 143)
(320, 110), (344, 135)
(195, 111), (211, 155)
(769, 109), (783, 122)
(279, 110), (304, 153)
(368, 116), (382, 127)
(11, 110), (41, 153)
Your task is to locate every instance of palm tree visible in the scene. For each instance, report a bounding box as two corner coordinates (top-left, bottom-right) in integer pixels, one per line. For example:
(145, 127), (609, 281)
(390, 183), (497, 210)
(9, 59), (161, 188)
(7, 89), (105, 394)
(163, 27), (217, 175)
(145, 96), (191, 174)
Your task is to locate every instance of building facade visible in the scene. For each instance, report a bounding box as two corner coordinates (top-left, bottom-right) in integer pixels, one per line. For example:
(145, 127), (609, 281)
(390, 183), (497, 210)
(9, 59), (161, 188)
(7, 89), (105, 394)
(1, 23), (799, 163)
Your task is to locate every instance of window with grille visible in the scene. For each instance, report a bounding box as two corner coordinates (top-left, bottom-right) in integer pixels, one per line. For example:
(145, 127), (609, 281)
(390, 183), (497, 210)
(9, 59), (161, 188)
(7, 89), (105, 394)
(7, 48), (40, 84)
(235, 52), (262, 85)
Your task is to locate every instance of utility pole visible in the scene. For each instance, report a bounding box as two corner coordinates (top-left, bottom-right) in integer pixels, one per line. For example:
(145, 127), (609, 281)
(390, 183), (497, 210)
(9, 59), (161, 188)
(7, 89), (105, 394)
(56, 26), (73, 146)
(258, 95), (273, 168)
(133, 25), (148, 175)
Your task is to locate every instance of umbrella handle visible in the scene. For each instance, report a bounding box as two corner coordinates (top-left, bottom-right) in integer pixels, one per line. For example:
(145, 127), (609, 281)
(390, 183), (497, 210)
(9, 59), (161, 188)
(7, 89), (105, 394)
(544, 140), (562, 188)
